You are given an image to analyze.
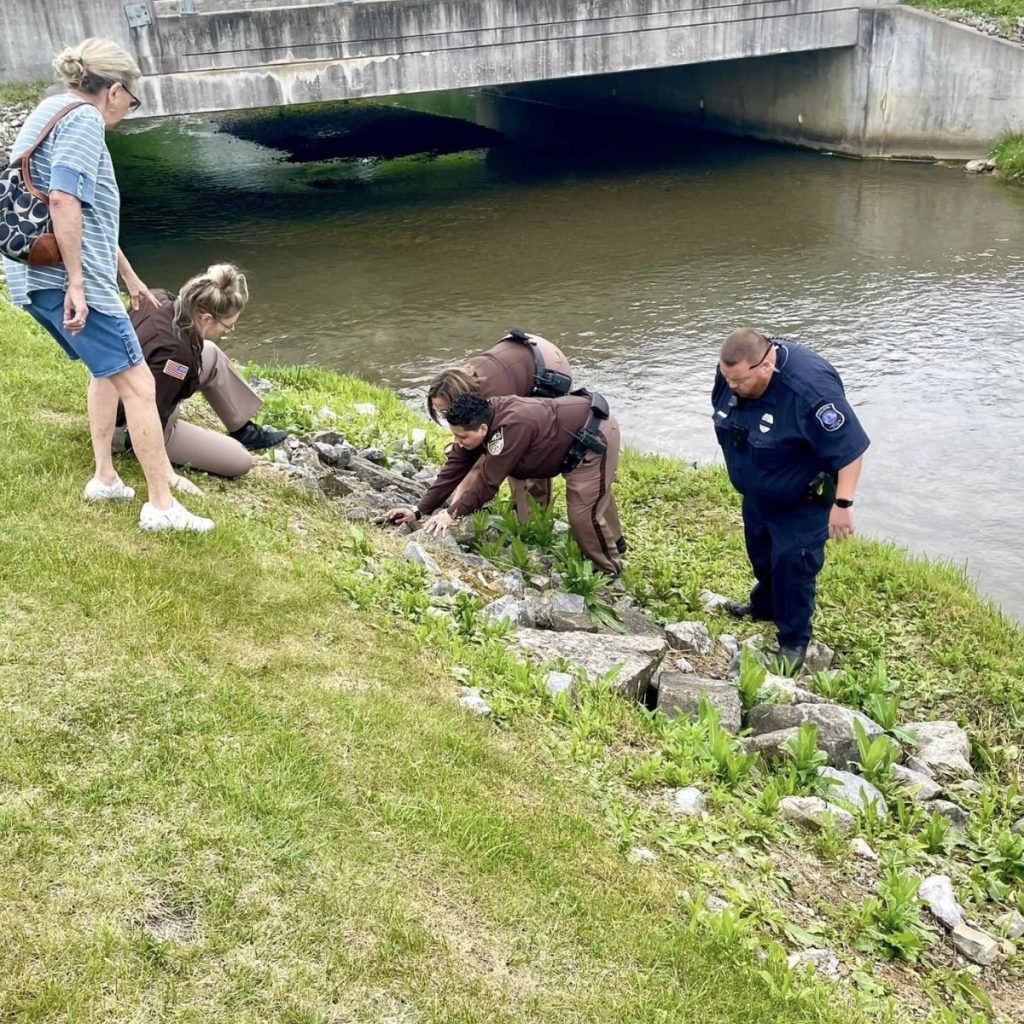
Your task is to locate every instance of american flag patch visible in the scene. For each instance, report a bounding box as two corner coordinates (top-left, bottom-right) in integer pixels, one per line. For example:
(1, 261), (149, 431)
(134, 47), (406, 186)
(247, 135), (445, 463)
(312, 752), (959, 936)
(162, 360), (189, 380)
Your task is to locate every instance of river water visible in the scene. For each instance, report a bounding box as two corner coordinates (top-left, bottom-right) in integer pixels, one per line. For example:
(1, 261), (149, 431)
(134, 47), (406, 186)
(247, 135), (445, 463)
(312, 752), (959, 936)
(110, 96), (1024, 619)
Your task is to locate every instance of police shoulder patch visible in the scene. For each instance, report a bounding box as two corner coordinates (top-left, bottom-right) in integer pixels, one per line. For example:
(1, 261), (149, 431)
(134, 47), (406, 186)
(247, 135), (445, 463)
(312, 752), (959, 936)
(815, 402), (845, 432)
(486, 429), (504, 456)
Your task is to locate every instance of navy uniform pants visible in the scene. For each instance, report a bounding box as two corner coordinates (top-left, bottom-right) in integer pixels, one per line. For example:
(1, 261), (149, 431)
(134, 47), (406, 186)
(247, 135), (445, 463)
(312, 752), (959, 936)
(742, 498), (829, 648)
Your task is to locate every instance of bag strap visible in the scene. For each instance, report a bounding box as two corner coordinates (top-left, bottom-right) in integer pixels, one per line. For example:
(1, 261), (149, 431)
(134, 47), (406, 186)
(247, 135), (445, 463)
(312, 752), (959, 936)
(19, 101), (91, 203)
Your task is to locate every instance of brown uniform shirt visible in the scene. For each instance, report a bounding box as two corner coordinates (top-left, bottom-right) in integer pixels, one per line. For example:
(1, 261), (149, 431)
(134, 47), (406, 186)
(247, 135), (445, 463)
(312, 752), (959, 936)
(444, 395), (592, 518)
(417, 336), (565, 515)
(116, 290), (203, 429)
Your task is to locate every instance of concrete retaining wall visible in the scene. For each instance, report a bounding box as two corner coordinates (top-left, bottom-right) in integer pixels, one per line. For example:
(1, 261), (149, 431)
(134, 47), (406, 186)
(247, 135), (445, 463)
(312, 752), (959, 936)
(502, 7), (1024, 159)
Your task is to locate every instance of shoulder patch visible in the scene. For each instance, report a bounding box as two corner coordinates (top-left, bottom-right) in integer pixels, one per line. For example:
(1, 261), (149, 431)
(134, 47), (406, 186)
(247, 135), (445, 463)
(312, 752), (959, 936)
(486, 429), (504, 456)
(815, 403), (845, 432)
(162, 359), (189, 380)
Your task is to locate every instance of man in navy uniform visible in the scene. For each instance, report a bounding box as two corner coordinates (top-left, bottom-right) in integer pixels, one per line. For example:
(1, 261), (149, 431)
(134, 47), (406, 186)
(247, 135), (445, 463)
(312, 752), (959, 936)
(712, 328), (869, 670)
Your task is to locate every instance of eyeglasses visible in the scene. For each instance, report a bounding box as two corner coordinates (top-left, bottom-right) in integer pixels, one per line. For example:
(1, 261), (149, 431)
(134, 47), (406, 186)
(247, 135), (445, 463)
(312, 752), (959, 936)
(120, 83), (142, 112)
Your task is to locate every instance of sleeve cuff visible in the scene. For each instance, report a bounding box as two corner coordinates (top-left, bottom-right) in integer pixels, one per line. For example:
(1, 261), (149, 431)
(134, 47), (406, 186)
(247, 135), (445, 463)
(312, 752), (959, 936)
(50, 165), (97, 207)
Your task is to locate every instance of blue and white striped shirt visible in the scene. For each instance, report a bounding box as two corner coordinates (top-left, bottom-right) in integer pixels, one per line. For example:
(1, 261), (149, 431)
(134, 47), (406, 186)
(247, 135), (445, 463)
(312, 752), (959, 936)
(3, 92), (127, 319)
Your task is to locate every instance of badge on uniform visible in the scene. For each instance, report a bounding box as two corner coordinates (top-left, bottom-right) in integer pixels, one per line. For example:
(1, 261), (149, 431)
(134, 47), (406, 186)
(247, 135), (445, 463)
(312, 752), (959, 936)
(816, 403), (845, 432)
(759, 412), (774, 434)
(486, 429), (504, 456)
(163, 359), (189, 380)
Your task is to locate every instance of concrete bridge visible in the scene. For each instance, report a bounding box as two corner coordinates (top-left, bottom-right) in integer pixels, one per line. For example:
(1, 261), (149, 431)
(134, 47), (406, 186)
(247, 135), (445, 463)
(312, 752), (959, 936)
(3, 0), (870, 115)
(1, 0), (1022, 157)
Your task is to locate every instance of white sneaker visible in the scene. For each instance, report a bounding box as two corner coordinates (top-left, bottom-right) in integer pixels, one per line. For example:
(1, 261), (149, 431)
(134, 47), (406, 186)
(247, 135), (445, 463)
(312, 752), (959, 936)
(139, 499), (214, 533)
(84, 474), (136, 502)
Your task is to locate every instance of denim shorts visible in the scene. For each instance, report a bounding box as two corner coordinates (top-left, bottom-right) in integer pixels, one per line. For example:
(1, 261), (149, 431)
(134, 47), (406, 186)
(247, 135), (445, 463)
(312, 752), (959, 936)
(26, 288), (144, 379)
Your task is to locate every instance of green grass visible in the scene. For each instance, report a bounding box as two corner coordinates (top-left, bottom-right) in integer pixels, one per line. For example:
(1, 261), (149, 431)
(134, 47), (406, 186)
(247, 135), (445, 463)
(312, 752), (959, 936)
(0, 304), (868, 1023)
(0, 81), (47, 108)
(901, 0), (1024, 21)
(992, 132), (1024, 183)
(2, 300), (1023, 1021)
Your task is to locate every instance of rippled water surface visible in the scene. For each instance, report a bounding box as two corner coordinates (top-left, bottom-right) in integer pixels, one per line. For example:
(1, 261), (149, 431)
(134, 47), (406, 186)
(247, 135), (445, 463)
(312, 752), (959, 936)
(112, 97), (1024, 618)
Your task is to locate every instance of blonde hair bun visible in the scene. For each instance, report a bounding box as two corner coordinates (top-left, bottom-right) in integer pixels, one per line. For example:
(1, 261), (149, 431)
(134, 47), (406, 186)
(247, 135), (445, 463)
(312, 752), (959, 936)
(52, 38), (142, 95)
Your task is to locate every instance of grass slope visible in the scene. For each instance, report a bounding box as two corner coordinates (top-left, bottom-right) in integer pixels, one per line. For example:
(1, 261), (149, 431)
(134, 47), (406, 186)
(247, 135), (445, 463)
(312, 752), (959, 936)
(0, 305), (862, 1022)
(2, 300), (1022, 1021)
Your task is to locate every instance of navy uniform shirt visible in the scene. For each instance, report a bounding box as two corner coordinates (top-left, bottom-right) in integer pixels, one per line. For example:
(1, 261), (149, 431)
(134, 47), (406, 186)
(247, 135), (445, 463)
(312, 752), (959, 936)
(712, 340), (870, 516)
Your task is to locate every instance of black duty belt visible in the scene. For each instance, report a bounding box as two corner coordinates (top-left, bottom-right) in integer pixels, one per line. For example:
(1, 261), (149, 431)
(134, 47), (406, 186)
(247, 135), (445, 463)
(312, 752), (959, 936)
(559, 389), (610, 475)
(502, 327), (572, 399)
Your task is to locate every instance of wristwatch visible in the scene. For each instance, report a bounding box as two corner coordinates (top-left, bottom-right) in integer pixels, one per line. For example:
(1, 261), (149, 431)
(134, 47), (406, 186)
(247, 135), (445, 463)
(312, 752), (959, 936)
(834, 498), (854, 509)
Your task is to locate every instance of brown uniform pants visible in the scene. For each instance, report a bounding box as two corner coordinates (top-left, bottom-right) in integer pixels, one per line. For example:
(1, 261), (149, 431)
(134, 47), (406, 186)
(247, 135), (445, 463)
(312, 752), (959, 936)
(114, 341), (261, 478)
(566, 416), (622, 576)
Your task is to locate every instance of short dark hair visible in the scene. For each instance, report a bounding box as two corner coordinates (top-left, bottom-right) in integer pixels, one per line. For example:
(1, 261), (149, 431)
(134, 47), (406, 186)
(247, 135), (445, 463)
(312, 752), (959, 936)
(446, 393), (493, 429)
(720, 328), (770, 367)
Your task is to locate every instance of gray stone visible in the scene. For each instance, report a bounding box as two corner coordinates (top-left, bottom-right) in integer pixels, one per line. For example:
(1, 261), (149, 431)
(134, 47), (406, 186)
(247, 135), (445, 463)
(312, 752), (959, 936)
(513, 629), (668, 701)
(286, 443), (328, 477)
(413, 467), (438, 484)
(249, 374), (274, 394)
(817, 767), (888, 815)
(904, 756), (936, 778)
(452, 551), (499, 571)
(952, 923), (1001, 967)
(529, 574), (552, 591)
(431, 578), (476, 598)
(748, 703), (885, 769)
(1012, 817), (1024, 836)
(313, 441), (353, 468)
(548, 592), (595, 632)
(670, 786), (707, 817)
(403, 541), (442, 575)
(927, 799), (970, 828)
(919, 875), (965, 930)
(627, 846), (657, 864)
(352, 403), (377, 416)
(309, 429), (346, 446)
(671, 655), (695, 673)
(891, 764), (943, 801)
(665, 621), (712, 655)
(995, 910), (1024, 940)
(699, 588), (732, 612)
(740, 727), (800, 761)
(359, 446), (387, 463)
(965, 158), (996, 173)
(759, 672), (832, 706)
(391, 458), (416, 478)
(545, 671), (573, 698)
(786, 948), (840, 979)
(904, 720), (974, 779)
(458, 687), (491, 716)
(656, 675), (742, 733)
(319, 472), (355, 499)
(480, 595), (535, 628)
(851, 838), (879, 862)
(780, 796), (855, 833)
(801, 640), (835, 675)
(704, 894), (728, 912)
(718, 633), (740, 658)
(499, 568), (526, 597)
(317, 405), (338, 421)
(608, 596), (667, 639)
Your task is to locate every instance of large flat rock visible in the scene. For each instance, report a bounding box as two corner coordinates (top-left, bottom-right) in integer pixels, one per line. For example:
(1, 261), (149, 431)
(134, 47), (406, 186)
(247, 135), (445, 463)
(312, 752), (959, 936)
(748, 703), (885, 769)
(656, 674), (742, 733)
(513, 628), (667, 701)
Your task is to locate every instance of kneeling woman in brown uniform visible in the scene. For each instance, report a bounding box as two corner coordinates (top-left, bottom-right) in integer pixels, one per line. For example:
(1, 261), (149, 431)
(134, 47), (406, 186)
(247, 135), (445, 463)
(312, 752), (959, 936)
(391, 329), (574, 524)
(114, 264), (286, 478)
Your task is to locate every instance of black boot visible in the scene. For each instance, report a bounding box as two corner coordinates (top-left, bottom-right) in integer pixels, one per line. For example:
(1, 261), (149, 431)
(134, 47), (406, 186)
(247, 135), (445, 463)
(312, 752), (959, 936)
(616, 536), (628, 555)
(230, 420), (288, 451)
(772, 644), (807, 675)
(725, 600), (752, 619)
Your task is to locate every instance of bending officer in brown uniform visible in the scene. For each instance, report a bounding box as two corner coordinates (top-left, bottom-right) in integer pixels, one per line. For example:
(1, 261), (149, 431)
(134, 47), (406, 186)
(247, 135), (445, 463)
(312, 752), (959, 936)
(114, 264), (287, 478)
(389, 392), (623, 576)
(413, 329), (574, 523)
